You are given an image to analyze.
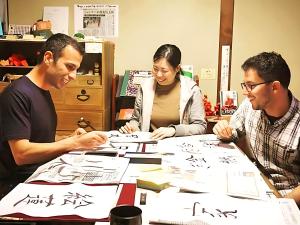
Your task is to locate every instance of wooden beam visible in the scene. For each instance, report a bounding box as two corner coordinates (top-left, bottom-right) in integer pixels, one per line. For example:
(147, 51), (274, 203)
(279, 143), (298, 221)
(216, 0), (234, 102)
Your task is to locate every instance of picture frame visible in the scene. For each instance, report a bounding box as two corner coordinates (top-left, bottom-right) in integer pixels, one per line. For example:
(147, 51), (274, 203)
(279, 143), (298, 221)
(220, 90), (238, 115)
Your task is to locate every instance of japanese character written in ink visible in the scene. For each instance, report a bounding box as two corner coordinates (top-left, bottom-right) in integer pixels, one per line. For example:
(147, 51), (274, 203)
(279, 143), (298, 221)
(116, 146), (129, 150)
(193, 202), (237, 219)
(14, 194), (55, 207)
(109, 133), (138, 139)
(218, 156), (237, 164)
(61, 192), (93, 209)
(215, 209), (237, 219)
(178, 142), (201, 154)
(185, 155), (210, 168)
(110, 133), (120, 138)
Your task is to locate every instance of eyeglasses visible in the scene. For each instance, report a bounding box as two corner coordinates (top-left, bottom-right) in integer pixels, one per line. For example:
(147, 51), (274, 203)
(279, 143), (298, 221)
(240, 81), (273, 92)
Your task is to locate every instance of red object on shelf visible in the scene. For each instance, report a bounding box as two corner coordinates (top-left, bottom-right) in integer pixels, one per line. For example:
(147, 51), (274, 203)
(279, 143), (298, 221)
(8, 54), (29, 67)
(214, 102), (220, 116)
(203, 94), (216, 116)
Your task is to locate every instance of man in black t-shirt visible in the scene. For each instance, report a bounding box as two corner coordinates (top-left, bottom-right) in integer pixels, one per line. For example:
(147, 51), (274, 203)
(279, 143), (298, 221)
(0, 33), (107, 179)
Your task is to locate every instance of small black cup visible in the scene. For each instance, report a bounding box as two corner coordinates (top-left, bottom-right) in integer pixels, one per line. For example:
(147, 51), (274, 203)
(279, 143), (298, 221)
(110, 205), (142, 225)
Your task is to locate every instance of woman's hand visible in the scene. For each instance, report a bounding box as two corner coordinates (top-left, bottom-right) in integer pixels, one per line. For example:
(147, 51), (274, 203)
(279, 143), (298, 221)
(119, 122), (136, 134)
(151, 127), (175, 140)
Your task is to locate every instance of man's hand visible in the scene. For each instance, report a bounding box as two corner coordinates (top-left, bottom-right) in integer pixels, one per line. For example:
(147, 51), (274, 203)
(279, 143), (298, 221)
(284, 185), (300, 204)
(74, 131), (108, 149)
(151, 127), (175, 140)
(72, 128), (87, 136)
(212, 120), (233, 141)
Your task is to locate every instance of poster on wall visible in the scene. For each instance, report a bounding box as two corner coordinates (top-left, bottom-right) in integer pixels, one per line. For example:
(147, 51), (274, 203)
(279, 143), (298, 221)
(43, 7), (69, 35)
(220, 90), (238, 115)
(74, 4), (118, 38)
(220, 45), (230, 91)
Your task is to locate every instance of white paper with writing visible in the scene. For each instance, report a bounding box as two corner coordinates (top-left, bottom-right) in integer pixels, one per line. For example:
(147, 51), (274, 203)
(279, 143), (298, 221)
(0, 183), (118, 220)
(25, 154), (129, 184)
(148, 192), (300, 225)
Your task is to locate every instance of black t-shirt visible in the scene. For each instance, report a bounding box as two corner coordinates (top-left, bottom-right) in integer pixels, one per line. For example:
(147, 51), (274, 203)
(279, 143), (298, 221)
(0, 76), (57, 178)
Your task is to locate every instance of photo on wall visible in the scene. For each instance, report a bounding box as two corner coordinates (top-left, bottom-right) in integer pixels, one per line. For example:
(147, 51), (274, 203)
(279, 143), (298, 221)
(220, 90), (238, 115)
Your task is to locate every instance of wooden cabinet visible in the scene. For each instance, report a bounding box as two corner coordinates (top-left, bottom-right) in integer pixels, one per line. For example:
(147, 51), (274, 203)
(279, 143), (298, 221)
(51, 75), (107, 135)
(0, 39), (114, 134)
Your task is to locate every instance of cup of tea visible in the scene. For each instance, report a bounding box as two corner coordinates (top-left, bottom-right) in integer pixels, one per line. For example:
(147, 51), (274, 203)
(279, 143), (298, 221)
(110, 205), (142, 225)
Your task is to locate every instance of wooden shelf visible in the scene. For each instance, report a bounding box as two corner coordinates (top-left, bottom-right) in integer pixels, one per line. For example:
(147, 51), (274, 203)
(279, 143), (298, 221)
(0, 38), (45, 43)
(0, 40), (115, 132)
(0, 65), (34, 68)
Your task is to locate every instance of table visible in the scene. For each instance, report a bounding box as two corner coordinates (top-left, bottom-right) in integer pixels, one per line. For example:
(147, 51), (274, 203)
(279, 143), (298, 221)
(0, 135), (284, 224)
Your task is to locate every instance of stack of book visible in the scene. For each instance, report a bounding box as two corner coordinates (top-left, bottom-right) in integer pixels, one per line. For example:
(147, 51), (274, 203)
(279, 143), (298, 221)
(119, 70), (152, 97)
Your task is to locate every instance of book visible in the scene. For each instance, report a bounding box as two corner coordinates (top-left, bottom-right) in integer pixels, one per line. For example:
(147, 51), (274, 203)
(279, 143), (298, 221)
(0, 21), (3, 36)
(220, 90), (238, 115)
(120, 70), (152, 97)
(115, 75), (124, 97)
(180, 65), (193, 78)
(118, 108), (134, 120)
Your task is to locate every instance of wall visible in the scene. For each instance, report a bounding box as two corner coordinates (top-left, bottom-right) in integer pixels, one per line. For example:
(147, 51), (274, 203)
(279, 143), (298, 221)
(231, 0), (300, 102)
(8, 0), (220, 103)
(8, 0), (300, 104)
(0, 0), (8, 32)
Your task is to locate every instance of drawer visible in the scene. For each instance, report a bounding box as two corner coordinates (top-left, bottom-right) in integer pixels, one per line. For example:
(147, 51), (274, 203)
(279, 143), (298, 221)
(68, 75), (101, 87)
(56, 110), (103, 131)
(64, 87), (103, 107)
(51, 87), (104, 110)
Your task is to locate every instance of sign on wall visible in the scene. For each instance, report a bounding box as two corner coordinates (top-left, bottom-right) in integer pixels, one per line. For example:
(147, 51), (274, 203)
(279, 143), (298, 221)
(74, 4), (119, 38)
(220, 45), (230, 91)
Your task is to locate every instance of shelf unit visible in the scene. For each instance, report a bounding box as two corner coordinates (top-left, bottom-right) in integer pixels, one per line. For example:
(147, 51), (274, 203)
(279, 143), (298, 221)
(0, 39), (114, 134)
(111, 74), (137, 130)
(0, 40), (42, 80)
(115, 96), (136, 129)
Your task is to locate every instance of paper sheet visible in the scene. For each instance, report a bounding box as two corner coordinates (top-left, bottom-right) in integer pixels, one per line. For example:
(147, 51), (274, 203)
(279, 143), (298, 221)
(148, 192), (300, 225)
(43, 6), (69, 34)
(0, 183), (118, 220)
(107, 131), (155, 143)
(74, 4), (118, 38)
(25, 154), (129, 184)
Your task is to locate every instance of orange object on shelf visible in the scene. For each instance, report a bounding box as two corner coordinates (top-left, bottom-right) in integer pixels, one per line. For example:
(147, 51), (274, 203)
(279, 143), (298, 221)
(203, 94), (216, 116)
(8, 54), (29, 67)
(119, 108), (134, 120)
